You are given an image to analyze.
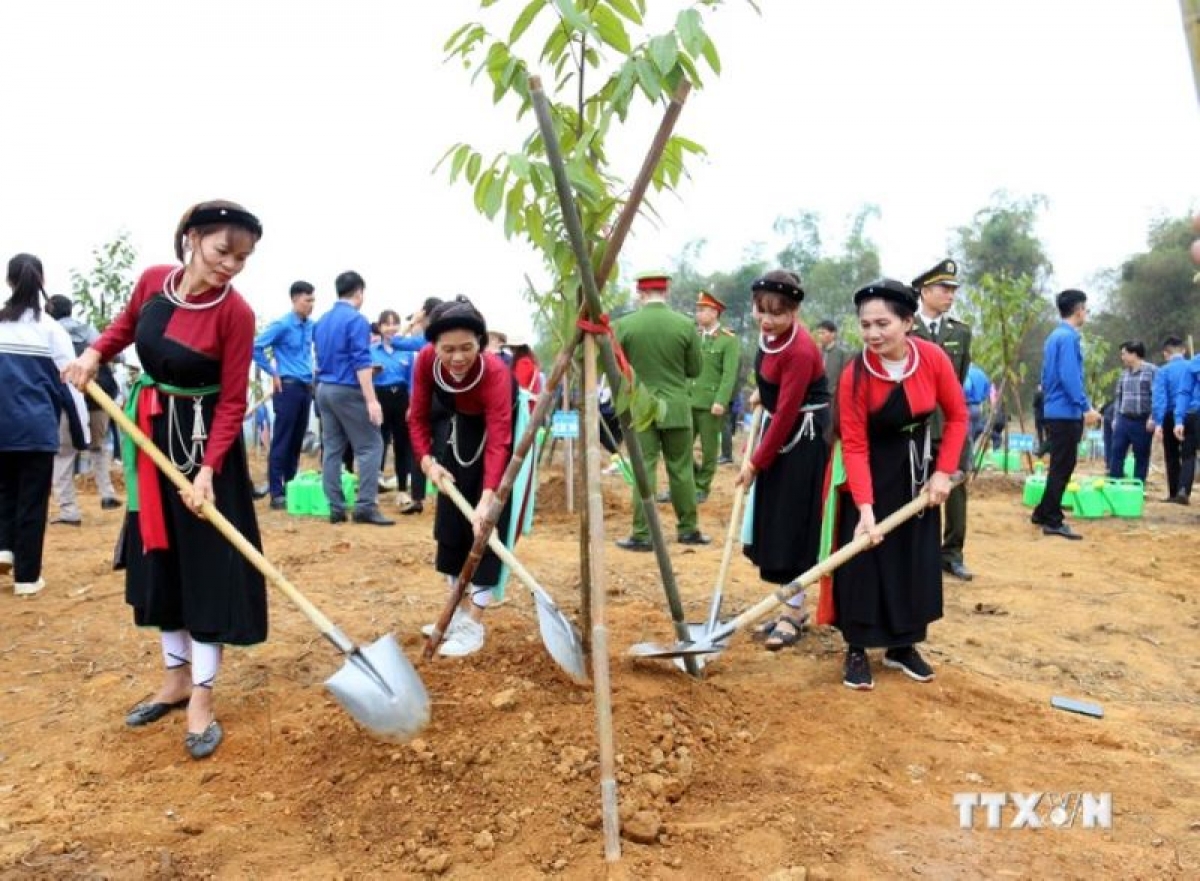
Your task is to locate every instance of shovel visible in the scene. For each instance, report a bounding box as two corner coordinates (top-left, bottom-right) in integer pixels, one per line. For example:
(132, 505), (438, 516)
(86, 381), (430, 741)
(675, 407), (764, 670)
(438, 480), (588, 684)
(629, 485), (937, 661)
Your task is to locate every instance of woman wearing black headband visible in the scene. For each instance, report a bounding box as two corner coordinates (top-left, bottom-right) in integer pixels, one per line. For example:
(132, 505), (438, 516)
(62, 199), (266, 759)
(407, 296), (528, 658)
(816, 279), (967, 691)
(737, 269), (831, 651)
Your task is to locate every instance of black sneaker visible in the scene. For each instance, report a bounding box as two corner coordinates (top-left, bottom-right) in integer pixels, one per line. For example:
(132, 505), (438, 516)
(269, 497), (287, 511)
(883, 646), (935, 682)
(843, 649), (874, 690)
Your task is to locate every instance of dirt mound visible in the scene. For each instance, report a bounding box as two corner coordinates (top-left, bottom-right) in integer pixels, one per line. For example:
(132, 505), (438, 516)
(2, 450), (1197, 877)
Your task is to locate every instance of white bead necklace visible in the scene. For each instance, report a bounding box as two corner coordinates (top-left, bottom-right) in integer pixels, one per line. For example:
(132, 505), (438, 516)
(162, 267), (230, 312)
(758, 323), (797, 355)
(433, 355), (485, 394)
(861, 339), (920, 382)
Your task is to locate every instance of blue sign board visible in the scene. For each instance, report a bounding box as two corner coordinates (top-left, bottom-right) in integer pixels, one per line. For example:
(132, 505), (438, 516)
(551, 410), (580, 439)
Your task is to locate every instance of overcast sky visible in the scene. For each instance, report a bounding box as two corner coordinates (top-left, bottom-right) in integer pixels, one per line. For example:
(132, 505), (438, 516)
(2, 0), (1196, 336)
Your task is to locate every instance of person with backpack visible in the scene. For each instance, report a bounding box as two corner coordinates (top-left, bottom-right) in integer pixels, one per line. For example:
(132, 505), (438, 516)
(46, 296), (121, 521)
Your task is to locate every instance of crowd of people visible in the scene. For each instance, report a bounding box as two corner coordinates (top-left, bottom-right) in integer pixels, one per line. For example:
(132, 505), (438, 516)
(3, 198), (1195, 760)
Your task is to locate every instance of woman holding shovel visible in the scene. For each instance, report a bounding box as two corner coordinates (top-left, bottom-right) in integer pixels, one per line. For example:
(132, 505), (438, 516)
(823, 279), (967, 690)
(737, 270), (831, 650)
(408, 296), (522, 658)
(62, 200), (267, 759)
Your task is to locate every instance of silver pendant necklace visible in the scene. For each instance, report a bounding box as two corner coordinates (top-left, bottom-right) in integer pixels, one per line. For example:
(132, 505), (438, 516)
(163, 267), (230, 312)
(758, 323), (797, 355)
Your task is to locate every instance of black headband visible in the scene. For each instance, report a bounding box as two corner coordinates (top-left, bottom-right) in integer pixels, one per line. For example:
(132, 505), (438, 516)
(184, 206), (263, 239)
(751, 276), (804, 303)
(425, 297), (488, 342)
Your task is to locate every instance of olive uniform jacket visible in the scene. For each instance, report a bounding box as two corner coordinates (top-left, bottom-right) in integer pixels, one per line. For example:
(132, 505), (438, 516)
(689, 326), (740, 411)
(616, 301), (701, 430)
(912, 314), (972, 442)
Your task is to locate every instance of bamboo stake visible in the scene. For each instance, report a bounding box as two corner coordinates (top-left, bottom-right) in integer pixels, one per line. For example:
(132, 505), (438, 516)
(1182, 0), (1200, 105)
(584, 331), (620, 861)
(425, 80), (693, 659)
(530, 76), (702, 678)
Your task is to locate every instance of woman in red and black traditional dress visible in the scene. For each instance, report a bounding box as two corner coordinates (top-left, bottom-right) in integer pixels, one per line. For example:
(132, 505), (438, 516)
(63, 201), (266, 759)
(737, 270), (830, 650)
(825, 279), (966, 691)
(408, 296), (517, 659)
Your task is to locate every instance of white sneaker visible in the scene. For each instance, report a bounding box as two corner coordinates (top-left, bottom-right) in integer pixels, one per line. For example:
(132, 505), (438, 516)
(437, 616), (485, 657)
(421, 607), (465, 638)
(14, 577), (45, 597)
(0, 550), (12, 575)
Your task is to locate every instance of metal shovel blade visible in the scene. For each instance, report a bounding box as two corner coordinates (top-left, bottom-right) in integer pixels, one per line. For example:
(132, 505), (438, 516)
(671, 621), (722, 671)
(630, 633), (729, 662)
(324, 634), (431, 741)
(533, 594), (589, 684)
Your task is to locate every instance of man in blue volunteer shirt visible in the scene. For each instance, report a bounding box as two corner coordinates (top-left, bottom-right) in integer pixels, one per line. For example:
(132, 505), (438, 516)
(963, 362), (992, 445)
(1031, 289), (1100, 540)
(313, 272), (393, 526)
(1168, 343), (1200, 504)
(253, 281), (316, 509)
(1151, 336), (1191, 503)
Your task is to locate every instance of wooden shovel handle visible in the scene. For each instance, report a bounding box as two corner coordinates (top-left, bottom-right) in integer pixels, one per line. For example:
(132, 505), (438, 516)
(85, 381), (343, 642)
(436, 479), (552, 606)
(714, 487), (937, 643)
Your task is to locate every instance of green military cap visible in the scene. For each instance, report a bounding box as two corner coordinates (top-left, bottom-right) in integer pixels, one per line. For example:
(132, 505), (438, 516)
(911, 258), (960, 290)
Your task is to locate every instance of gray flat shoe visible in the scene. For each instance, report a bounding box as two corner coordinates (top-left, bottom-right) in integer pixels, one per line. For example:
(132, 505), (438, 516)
(125, 698), (189, 727)
(185, 719), (223, 760)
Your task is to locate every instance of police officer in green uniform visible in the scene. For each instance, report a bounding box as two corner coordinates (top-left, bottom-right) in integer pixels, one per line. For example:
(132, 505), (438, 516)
(689, 290), (741, 503)
(615, 271), (709, 551)
(911, 258), (974, 581)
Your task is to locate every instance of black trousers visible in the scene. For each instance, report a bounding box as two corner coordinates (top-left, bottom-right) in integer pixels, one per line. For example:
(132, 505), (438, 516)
(377, 384), (424, 501)
(1178, 412), (1199, 498)
(0, 451), (54, 583)
(1162, 413), (1181, 497)
(1033, 419), (1083, 528)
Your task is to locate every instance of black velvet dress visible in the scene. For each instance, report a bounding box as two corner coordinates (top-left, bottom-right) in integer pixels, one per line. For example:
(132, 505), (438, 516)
(831, 384), (942, 648)
(118, 294), (267, 646)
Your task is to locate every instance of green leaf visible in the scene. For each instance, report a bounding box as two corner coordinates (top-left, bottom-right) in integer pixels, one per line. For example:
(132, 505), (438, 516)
(700, 35), (721, 74)
(474, 168), (496, 213)
(647, 34), (678, 75)
(633, 57), (661, 101)
(675, 8), (703, 56)
(504, 183), (527, 238)
(551, 0), (591, 33)
(465, 152), (482, 184)
(509, 0), (545, 44)
(484, 172), (507, 219)
(449, 144), (472, 181)
(507, 153), (531, 179)
(606, 0), (643, 25)
(672, 135), (706, 156)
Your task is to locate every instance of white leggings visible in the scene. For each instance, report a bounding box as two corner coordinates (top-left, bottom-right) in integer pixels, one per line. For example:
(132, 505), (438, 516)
(160, 631), (223, 689)
(445, 575), (494, 610)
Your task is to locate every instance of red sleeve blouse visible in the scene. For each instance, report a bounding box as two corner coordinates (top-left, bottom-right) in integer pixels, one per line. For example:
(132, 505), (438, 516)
(93, 265), (254, 473)
(408, 349), (514, 491)
(751, 326), (824, 473)
(837, 338), (968, 506)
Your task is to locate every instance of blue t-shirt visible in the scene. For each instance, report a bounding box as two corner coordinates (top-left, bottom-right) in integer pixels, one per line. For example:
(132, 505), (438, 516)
(313, 301), (372, 387)
(253, 311), (314, 381)
(1041, 322), (1090, 419)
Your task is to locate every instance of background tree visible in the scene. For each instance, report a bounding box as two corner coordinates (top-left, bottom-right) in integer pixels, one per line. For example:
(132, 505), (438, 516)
(953, 192), (1054, 416)
(1094, 213), (1199, 356)
(70, 231), (137, 330)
